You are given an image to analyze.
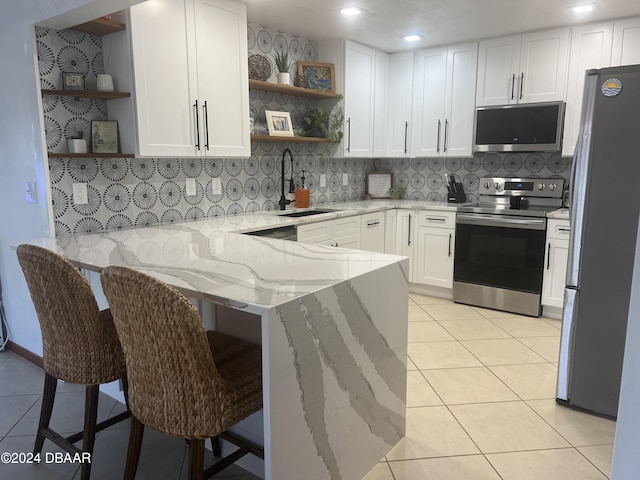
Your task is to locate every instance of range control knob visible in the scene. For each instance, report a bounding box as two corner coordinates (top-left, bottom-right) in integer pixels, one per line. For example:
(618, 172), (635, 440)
(484, 182), (492, 189)
(538, 183), (546, 190)
(549, 183), (557, 191)
(495, 182), (502, 190)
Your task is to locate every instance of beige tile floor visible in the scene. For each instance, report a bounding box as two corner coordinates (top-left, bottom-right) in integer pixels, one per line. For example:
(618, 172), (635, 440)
(363, 294), (616, 480)
(0, 294), (616, 479)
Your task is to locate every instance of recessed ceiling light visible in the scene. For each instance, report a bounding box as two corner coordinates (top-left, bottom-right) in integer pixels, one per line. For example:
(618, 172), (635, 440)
(403, 34), (423, 42)
(341, 7), (362, 16)
(571, 4), (595, 13)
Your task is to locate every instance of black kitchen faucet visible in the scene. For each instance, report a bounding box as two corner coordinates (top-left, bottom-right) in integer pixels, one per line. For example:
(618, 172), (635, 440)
(279, 148), (295, 210)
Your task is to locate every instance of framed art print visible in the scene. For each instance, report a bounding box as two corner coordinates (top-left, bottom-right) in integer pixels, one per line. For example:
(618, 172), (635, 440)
(265, 110), (294, 137)
(91, 120), (119, 153)
(62, 72), (85, 90)
(297, 62), (336, 94)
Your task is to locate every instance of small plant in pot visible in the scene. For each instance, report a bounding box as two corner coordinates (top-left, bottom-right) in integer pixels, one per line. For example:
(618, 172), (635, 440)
(67, 131), (87, 154)
(273, 51), (291, 85)
(300, 94), (344, 145)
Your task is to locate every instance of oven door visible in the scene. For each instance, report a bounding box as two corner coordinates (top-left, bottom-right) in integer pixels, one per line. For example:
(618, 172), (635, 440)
(454, 213), (546, 294)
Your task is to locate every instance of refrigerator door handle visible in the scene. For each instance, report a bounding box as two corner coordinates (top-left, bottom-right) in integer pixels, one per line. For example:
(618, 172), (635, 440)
(557, 288), (578, 401)
(566, 70), (599, 288)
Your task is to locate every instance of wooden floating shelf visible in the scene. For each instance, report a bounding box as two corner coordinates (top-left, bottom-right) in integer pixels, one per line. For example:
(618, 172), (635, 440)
(251, 135), (330, 144)
(42, 90), (130, 100)
(48, 153), (135, 158)
(249, 79), (338, 100)
(69, 18), (125, 36)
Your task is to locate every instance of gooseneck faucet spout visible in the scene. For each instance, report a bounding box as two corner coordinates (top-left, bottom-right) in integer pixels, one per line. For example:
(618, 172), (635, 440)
(279, 148), (295, 210)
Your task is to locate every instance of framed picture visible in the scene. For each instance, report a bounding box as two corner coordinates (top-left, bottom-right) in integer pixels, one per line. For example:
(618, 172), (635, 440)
(91, 120), (119, 153)
(265, 110), (294, 137)
(62, 72), (85, 90)
(297, 61), (335, 94)
(366, 173), (393, 198)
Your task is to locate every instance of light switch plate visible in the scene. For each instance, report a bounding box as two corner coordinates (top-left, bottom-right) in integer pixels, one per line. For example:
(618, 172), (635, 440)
(320, 174), (327, 188)
(185, 178), (196, 196)
(342, 173), (349, 186)
(211, 177), (222, 195)
(72, 183), (88, 205)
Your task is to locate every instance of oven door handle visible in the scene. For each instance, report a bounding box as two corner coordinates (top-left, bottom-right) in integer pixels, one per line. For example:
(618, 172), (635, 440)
(456, 213), (546, 230)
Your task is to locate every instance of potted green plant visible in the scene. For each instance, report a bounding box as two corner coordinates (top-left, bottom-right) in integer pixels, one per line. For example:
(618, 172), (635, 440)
(273, 51), (291, 85)
(67, 131), (87, 154)
(300, 94), (344, 145)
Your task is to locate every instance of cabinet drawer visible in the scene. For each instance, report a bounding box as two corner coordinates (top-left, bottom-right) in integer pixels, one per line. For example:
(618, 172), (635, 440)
(547, 219), (571, 240)
(417, 210), (456, 228)
(332, 215), (362, 237)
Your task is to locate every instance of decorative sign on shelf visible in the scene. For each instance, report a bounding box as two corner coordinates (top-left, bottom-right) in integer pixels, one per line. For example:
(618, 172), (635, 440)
(366, 173), (393, 198)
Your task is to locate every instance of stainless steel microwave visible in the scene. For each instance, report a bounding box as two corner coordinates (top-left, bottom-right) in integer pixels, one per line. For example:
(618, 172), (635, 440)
(473, 101), (565, 152)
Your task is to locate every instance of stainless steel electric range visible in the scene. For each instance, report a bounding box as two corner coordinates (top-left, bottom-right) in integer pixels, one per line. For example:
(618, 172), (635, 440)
(454, 177), (564, 317)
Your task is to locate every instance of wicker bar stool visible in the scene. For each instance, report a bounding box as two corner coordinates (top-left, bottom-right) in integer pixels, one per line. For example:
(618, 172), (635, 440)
(100, 266), (264, 480)
(16, 244), (130, 480)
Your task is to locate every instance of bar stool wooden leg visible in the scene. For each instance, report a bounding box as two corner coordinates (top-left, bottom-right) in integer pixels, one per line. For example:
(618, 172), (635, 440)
(80, 385), (99, 480)
(34, 372), (57, 455)
(124, 416), (145, 480)
(188, 439), (205, 480)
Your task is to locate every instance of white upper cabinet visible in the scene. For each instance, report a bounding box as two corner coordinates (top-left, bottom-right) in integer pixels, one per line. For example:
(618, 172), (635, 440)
(612, 17), (640, 66)
(386, 52), (414, 157)
(373, 50), (390, 157)
(562, 22), (613, 157)
(412, 43), (478, 157)
(476, 28), (570, 106)
(127, 0), (249, 157)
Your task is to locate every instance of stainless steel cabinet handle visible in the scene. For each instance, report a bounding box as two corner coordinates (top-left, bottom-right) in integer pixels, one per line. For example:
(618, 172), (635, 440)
(511, 73), (516, 100)
(444, 119), (449, 153)
(404, 121), (408, 154)
(203, 100), (210, 151)
(519, 73), (524, 100)
(448, 233), (452, 257)
(408, 214), (412, 246)
(346, 117), (351, 153)
(367, 221), (380, 227)
(193, 100), (200, 150)
(436, 120), (441, 153)
(547, 242), (551, 270)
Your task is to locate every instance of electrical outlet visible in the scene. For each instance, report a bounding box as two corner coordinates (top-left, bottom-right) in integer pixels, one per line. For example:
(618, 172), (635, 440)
(185, 178), (196, 196)
(72, 183), (88, 205)
(25, 182), (36, 203)
(320, 174), (327, 188)
(211, 177), (222, 195)
(342, 173), (349, 186)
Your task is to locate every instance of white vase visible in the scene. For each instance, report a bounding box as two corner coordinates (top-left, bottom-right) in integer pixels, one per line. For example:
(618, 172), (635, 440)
(96, 74), (115, 92)
(68, 139), (87, 154)
(276, 72), (290, 85)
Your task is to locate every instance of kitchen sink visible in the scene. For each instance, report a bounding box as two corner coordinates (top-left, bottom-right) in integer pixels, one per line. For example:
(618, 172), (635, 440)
(277, 209), (337, 218)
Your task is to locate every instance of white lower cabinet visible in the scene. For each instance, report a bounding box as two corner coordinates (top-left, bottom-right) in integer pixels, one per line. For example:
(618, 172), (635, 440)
(393, 210), (416, 280)
(384, 209), (397, 254)
(542, 219), (571, 310)
(360, 212), (386, 253)
(297, 215), (361, 249)
(413, 211), (456, 289)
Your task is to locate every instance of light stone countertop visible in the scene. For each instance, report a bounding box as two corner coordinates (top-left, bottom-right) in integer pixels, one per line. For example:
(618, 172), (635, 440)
(547, 208), (571, 220)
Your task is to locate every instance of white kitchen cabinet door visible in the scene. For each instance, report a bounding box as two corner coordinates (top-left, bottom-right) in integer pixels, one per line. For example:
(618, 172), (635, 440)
(414, 226), (455, 289)
(129, 0), (197, 157)
(394, 210), (415, 280)
(129, 0), (249, 158)
(373, 51), (389, 157)
(344, 41), (376, 157)
(386, 52), (414, 157)
(384, 209), (397, 254)
(542, 220), (570, 309)
(519, 28), (570, 104)
(562, 22), (613, 157)
(360, 212), (386, 253)
(411, 47), (447, 157)
(612, 17), (640, 66)
(476, 29), (569, 106)
(476, 35), (521, 106)
(443, 42), (478, 157)
(192, 0), (250, 157)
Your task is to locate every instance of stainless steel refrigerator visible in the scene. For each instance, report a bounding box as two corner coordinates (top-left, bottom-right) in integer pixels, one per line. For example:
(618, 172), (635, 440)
(557, 64), (640, 418)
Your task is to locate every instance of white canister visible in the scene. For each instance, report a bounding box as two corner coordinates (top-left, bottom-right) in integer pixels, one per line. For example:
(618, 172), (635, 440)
(276, 72), (290, 85)
(96, 74), (115, 92)
(68, 139), (87, 154)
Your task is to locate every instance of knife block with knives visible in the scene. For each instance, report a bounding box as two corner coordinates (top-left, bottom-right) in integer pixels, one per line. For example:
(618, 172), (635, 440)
(445, 174), (466, 203)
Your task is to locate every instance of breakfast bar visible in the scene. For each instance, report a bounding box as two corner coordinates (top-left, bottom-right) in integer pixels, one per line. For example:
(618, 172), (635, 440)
(23, 215), (409, 480)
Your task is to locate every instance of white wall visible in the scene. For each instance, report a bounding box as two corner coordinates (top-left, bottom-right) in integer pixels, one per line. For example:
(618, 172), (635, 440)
(0, 0), (142, 354)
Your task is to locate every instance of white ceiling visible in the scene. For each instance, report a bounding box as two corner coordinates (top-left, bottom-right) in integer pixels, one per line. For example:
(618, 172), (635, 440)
(243, 0), (640, 53)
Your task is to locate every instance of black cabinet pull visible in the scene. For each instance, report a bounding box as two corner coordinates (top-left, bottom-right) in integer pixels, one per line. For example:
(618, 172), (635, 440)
(547, 242), (551, 270)
(448, 233), (452, 257)
(367, 221), (380, 227)
(511, 73), (516, 100)
(346, 117), (351, 153)
(519, 73), (524, 100)
(443, 119), (449, 153)
(407, 214), (412, 246)
(436, 120), (441, 153)
(404, 121), (408, 154)
(193, 100), (200, 150)
(203, 100), (209, 151)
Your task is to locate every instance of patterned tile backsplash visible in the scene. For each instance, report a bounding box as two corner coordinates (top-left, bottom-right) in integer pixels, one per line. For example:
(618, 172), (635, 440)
(39, 24), (572, 236)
